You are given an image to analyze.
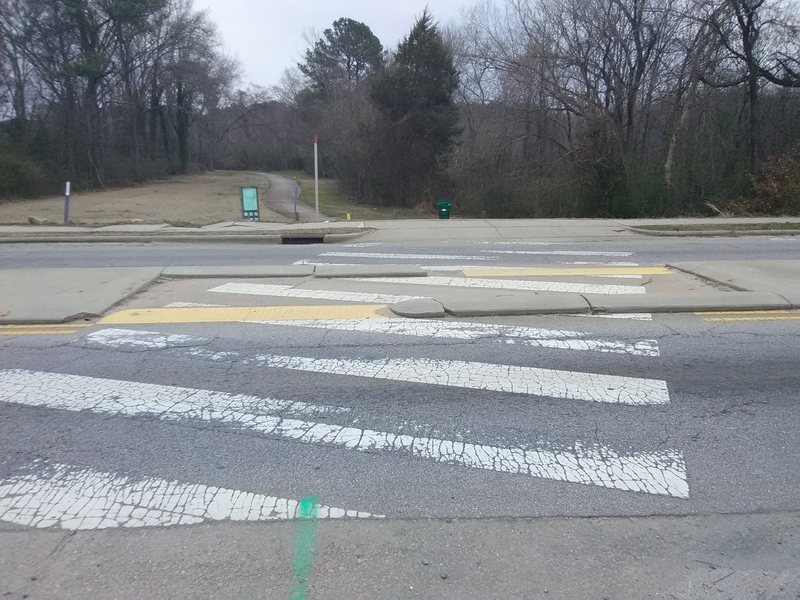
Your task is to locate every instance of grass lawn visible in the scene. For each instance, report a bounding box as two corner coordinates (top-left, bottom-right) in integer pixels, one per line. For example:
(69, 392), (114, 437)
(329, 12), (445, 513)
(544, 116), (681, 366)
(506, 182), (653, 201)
(0, 170), (287, 226)
(280, 171), (431, 220)
(635, 222), (800, 232)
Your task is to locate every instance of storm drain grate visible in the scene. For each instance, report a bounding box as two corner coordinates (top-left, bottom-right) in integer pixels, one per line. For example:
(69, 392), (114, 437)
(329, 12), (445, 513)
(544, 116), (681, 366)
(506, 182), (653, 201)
(281, 236), (325, 245)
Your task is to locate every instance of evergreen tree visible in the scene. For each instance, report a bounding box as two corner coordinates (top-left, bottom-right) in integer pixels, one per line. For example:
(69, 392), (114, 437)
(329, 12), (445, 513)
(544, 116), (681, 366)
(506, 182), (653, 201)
(370, 10), (460, 206)
(298, 18), (384, 93)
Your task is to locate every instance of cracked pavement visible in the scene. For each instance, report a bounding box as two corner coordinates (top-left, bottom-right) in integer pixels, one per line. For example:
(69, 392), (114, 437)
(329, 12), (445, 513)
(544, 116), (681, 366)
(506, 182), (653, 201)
(1, 236), (800, 597)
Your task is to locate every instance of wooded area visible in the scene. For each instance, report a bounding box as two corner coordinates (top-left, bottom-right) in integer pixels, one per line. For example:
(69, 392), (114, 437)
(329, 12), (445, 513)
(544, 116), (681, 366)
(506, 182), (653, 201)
(2, 0), (799, 217)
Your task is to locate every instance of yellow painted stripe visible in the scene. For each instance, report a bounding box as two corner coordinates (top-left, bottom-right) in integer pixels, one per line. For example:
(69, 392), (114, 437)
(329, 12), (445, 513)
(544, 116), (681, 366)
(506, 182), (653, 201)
(0, 323), (93, 329)
(704, 316), (800, 322)
(100, 305), (387, 325)
(0, 330), (78, 335)
(461, 266), (671, 277)
(695, 309), (799, 316)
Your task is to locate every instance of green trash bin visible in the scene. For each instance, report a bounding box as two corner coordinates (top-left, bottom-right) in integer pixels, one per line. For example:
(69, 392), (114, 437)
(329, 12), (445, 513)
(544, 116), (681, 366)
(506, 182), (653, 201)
(437, 200), (452, 220)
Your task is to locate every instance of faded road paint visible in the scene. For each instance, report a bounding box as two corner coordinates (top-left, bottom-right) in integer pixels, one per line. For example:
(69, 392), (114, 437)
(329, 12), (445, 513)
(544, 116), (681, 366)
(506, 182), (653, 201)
(0, 462), (376, 530)
(460, 266), (670, 277)
(249, 318), (660, 357)
(0, 368), (349, 418)
(164, 302), (224, 308)
(704, 315), (800, 322)
(254, 355), (670, 405)
(573, 313), (653, 321)
(319, 252), (495, 261)
(100, 304), (387, 325)
(209, 282), (423, 305)
(0, 323), (92, 336)
(0, 329), (79, 336)
(482, 250), (633, 257)
(0, 371), (687, 497)
(84, 329), (669, 404)
(353, 276), (646, 296)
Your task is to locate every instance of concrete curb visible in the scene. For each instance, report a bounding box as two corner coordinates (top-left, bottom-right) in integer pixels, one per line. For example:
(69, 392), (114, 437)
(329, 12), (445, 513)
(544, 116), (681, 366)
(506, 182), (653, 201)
(438, 292), (590, 317)
(0, 228), (372, 245)
(323, 232), (370, 243)
(583, 291), (793, 313)
(0, 234), (284, 244)
(314, 265), (426, 278)
(390, 298), (446, 319)
(629, 227), (800, 238)
(4, 264), (798, 324)
(667, 263), (750, 292)
(387, 291), (797, 319)
(162, 266), (315, 278)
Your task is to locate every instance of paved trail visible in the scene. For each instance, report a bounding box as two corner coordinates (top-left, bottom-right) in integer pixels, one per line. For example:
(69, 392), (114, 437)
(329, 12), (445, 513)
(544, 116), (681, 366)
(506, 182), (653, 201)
(264, 172), (322, 222)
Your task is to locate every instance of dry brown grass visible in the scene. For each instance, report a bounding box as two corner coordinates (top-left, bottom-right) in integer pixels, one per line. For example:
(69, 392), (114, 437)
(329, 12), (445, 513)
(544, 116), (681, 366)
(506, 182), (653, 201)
(0, 170), (290, 226)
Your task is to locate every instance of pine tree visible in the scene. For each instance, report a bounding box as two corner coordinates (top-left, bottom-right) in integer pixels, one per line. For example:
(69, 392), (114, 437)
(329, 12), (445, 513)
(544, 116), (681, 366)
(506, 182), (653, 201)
(299, 18), (384, 93)
(370, 10), (460, 207)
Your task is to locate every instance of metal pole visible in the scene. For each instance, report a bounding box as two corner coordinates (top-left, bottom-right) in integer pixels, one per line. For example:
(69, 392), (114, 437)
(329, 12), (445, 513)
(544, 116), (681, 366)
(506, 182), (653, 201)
(313, 133), (319, 221)
(63, 181), (71, 224)
(294, 185), (299, 222)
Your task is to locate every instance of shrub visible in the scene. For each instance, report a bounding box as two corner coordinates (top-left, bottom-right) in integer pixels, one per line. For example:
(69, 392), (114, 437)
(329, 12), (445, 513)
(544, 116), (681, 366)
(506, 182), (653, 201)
(751, 144), (800, 215)
(0, 154), (47, 199)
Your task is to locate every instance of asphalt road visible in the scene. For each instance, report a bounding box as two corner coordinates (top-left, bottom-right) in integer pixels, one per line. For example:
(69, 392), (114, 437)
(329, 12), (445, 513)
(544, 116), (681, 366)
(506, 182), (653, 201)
(2, 313), (799, 518)
(1, 236), (799, 598)
(1, 235), (798, 269)
(1, 308), (799, 597)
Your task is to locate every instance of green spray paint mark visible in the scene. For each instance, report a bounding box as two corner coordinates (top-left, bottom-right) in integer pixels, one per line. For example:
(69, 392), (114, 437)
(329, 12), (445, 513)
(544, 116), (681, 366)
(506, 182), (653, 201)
(288, 496), (319, 600)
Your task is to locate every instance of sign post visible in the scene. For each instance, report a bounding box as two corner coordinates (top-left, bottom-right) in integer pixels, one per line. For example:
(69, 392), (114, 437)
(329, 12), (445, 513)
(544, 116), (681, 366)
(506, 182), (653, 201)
(63, 181), (71, 224)
(313, 133), (319, 221)
(293, 184), (299, 222)
(240, 186), (260, 221)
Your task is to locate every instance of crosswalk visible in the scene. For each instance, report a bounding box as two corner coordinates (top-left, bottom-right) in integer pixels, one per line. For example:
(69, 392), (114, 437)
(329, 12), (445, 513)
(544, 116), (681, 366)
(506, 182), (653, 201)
(351, 275), (646, 295)
(0, 461), (379, 530)
(0, 304), (691, 533)
(1, 241), (691, 532)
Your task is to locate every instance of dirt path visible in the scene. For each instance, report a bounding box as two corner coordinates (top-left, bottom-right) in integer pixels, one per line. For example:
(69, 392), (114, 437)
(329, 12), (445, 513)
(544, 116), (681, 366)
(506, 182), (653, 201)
(265, 172), (325, 222)
(0, 171), (289, 226)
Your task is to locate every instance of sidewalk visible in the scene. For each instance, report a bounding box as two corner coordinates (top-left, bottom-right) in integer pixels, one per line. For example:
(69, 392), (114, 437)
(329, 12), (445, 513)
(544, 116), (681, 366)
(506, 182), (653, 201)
(0, 220), (369, 244)
(1, 217), (799, 244)
(1, 261), (798, 324)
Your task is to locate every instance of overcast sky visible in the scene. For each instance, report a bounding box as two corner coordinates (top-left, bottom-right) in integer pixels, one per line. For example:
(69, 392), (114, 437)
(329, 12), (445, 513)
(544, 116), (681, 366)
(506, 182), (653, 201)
(194, 0), (470, 89)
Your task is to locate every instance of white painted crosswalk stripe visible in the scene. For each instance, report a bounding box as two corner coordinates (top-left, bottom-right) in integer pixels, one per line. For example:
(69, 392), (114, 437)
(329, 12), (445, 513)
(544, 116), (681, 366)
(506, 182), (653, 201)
(208, 282), (423, 304)
(572, 313), (653, 321)
(0, 461), (378, 530)
(562, 261), (640, 266)
(248, 318), (660, 357)
(0, 368), (348, 417)
(483, 250), (633, 257)
(164, 302), (224, 308)
(84, 329), (202, 348)
(254, 355), (670, 405)
(293, 260), (495, 272)
(353, 276), (646, 295)
(320, 252), (496, 261)
(478, 241), (554, 246)
(0, 371), (687, 497)
(85, 329), (668, 404)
